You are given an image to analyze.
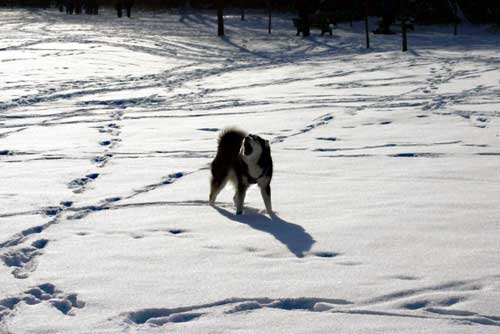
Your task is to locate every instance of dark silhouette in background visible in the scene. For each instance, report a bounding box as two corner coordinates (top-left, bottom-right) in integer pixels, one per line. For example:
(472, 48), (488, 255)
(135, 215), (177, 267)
(85, 0), (98, 14)
(115, 0), (133, 17)
(74, 0), (81, 13)
(2, 0), (499, 26)
(63, 0), (73, 13)
(217, 0), (224, 36)
(1, 0), (499, 41)
(62, 0), (96, 14)
(373, 0), (397, 34)
(295, 0), (312, 36)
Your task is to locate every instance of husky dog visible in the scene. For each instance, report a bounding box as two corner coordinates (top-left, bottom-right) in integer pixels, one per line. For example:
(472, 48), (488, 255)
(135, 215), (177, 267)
(209, 128), (273, 215)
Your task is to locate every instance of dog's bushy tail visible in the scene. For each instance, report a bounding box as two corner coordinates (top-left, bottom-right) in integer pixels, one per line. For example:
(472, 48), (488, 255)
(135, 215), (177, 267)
(212, 127), (246, 168)
(217, 127), (246, 153)
(218, 127), (246, 144)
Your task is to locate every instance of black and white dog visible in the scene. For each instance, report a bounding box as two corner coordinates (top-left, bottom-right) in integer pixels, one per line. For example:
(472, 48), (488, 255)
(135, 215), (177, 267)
(209, 128), (273, 215)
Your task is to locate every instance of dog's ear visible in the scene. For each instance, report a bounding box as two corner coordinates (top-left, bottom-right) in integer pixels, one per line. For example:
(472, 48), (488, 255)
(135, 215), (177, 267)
(265, 140), (270, 148)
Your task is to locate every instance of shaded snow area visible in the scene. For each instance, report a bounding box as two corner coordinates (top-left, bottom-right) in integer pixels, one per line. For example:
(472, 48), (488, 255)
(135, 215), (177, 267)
(1, 7), (500, 334)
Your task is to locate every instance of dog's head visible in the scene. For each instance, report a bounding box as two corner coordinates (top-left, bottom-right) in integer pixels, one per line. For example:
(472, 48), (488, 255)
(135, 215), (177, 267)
(241, 134), (270, 161)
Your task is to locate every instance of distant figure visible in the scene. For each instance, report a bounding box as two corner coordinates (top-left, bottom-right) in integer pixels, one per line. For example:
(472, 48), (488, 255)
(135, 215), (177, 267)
(65, 0), (82, 14)
(85, 0), (98, 14)
(373, 0), (397, 34)
(116, 0), (133, 18)
(124, 0), (134, 18)
(296, 0), (314, 36)
(115, 1), (122, 17)
(56, 0), (64, 12)
(74, 0), (82, 14)
(317, 0), (337, 28)
(64, 0), (74, 14)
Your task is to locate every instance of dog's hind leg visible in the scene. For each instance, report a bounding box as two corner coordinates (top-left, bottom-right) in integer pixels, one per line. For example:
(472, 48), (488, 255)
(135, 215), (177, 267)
(260, 184), (273, 215)
(209, 177), (227, 206)
(234, 184), (248, 215)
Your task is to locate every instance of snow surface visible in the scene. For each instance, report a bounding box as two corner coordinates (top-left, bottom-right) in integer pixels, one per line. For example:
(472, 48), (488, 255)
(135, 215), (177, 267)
(1, 7), (500, 334)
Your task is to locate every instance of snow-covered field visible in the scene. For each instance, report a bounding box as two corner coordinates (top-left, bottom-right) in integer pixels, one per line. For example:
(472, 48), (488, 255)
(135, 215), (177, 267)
(1, 7), (500, 333)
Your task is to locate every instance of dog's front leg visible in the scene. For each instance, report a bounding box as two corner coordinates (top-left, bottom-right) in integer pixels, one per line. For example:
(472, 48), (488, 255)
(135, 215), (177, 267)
(260, 184), (273, 215)
(234, 184), (248, 215)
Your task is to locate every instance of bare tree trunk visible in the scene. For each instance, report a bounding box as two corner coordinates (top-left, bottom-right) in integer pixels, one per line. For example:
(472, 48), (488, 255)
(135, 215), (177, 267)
(296, 0), (310, 36)
(365, 0), (370, 48)
(116, 2), (123, 18)
(401, 0), (408, 51)
(350, 0), (354, 27)
(303, 15), (310, 36)
(268, 0), (272, 34)
(453, 0), (459, 35)
(402, 20), (408, 51)
(217, 0), (224, 37)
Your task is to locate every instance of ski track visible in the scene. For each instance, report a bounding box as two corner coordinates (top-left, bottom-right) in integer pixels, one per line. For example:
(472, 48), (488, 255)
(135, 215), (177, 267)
(120, 276), (500, 329)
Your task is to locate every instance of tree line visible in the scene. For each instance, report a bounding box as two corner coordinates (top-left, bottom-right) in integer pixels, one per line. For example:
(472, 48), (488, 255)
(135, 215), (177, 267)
(1, 0), (499, 26)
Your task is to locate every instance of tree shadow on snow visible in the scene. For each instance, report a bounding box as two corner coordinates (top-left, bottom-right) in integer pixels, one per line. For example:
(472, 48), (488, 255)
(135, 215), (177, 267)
(214, 206), (315, 258)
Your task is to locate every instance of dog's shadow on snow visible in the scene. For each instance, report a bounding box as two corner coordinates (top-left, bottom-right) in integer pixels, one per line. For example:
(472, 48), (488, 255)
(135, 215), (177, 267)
(214, 206), (315, 258)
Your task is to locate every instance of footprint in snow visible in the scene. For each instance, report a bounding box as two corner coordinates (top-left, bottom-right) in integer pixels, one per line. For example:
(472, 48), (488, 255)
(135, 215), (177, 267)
(316, 137), (338, 142)
(168, 229), (185, 235)
(389, 153), (442, 158)
(312, 251), (340, 258)
(104, 197), (121, 203)
(471, 116), (489, 128)
(162, 172), (184, 184)
(68, 173), (99, 193)
(0, 283), (85, 319)
(338, 261), (363, 266)
(0, 239), (50, 279)
(43, 207), (62, 217)
(98, 127), (113, 134)
(197, 128), (219, 132)
(92, 155), (107, 164)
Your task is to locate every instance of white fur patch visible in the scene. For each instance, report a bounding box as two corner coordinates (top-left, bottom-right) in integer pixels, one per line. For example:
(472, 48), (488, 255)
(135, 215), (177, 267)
(241, 138), (264, 179)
